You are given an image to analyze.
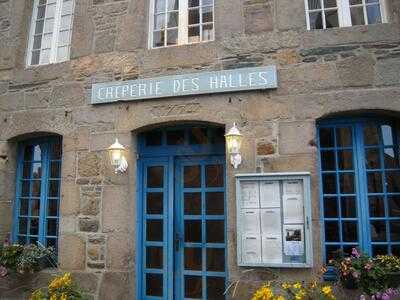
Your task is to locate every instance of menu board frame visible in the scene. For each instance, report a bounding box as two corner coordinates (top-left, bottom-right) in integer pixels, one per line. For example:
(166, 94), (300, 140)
(236, 172), (313, 268)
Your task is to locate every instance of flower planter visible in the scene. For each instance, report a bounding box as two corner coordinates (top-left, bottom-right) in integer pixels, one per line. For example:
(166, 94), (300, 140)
(387, 272), (400, 288)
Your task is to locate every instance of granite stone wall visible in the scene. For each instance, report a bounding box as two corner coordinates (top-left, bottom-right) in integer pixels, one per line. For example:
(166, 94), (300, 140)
(0, 0), (400, 298)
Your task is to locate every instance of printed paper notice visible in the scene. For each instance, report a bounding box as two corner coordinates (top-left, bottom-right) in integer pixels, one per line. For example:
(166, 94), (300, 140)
(260, 181), (280, 207)
(262, 236), (282, 264)
(283, 195), (304, 224)
(242, 209), (260, 234)
(283, 180), (303, 195)
(242, 235), (261, 263)
(241, 181), (259, 208)
(283, 225), (304, 256)
(260, 208), (281, 236)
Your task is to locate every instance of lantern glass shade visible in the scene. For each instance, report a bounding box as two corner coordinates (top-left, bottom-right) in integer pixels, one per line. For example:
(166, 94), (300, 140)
(108, 139), (126, 166)
(225, 123), (243, 154)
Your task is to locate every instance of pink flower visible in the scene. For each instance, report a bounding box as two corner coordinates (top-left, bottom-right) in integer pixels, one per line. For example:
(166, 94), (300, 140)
(351, 248), (360, 258)
(381, 293), (390, 300)
(0, 266), (8, 277)
(352, 271), (359, 279)
(364, 263), (372, 271)
(359, 295), (367, 300)
(3, 235), (10, 247)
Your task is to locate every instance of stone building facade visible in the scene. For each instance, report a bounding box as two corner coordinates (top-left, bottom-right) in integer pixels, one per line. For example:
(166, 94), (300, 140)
(0, 0), (400, 299)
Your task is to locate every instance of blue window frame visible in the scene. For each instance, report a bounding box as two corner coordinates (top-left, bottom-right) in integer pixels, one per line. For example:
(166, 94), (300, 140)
(137, 125), (227, 300)
(12, 136), (62, 251)
(317, 118), (400, 268)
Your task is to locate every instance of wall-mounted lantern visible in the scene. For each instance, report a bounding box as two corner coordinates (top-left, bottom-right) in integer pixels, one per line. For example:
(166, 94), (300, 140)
(225, 123), (243, 169)
(108, 138), (128, 173)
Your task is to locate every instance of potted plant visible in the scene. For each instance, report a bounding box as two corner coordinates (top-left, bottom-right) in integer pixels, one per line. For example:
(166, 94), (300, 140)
(375, 255), (400, 289)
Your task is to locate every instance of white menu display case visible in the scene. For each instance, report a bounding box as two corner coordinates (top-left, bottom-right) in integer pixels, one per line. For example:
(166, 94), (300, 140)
(236, 172), (313, 268)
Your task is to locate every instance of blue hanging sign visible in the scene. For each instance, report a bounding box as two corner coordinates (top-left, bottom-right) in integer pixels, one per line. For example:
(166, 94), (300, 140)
(91, 66), (278, 104)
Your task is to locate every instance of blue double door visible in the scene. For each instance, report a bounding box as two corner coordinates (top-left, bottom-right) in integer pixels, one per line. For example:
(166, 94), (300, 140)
(139, 155), (226, 300)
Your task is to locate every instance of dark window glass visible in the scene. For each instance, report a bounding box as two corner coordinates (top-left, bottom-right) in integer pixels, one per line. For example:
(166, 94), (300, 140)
(342, 221), (358, 242)
(184, 193), (202, 215)
(324, 197), (338, 218)
(185, 276), (202, 298)
(339, 173), (354, 194)
(207, 276), (225, 300)
(48, 199), (58, 217)
(364, 124), (380, 145)
(146, 273), (163, 296)
(147, 220), (163, 242)
(390, 221), (400, 241)
(207, 248), (225, 272)
(338, 150), (353, 170)
(325, 10), (339, 28)
(323, 174), (337, 194)
(321, 151), (336, 171)
(184, 165), (201, 188)
(30, 218), (39, 235)
(31, 199), (40, 216)
(386, 171), (400, 193)
(50, 142), (62, 160)
(147, 166), (164, 188)
(32, 163), (42, 179)
(145, 130), (163, 146)
(206, 192), (224, 215)
(205, 164), (224, 187)
(23, 162), (31, 179)
(336, 127), (352, 147)
(19, 198), (29, 216)
(185, 220), (202, 243)
(341, 197), (356, 218)
(47, 219), (57, 236)
(392, 245), (400, 256)
(189, 127), (208, 144)
(325, 245), (341, 264)
(369, 196), (385, 217)
(206, 220), (224, 243)
(48, 180), (60, 197)
(388, 196), (400, 217)
(184, 247), (202, 270)
(146, 246), (163, 269)
(319, 128), (334, 148)
(365, 148), (381, 169)
(370, 221), (387, 241)
(309, 11), (323, 29)
(325, 221), (339, 242)
(372, 245), (388, 256)
(147, 192), (163, 215)
(32, 180), (42, 197)
(166, 130), (185, 145)
(367, 172), (383, 193)
(384, 148), (399, 168)
(50, 162), (61, 178)
(19, 218), (28, 234)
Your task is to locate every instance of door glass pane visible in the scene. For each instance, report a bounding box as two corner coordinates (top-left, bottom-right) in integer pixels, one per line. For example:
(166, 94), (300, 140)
(206, 220), (224, 243)
(147, 166), (164, 188)
(339, 173), (354, 194)
(325, 221), (339, 242)
(386, 171), (400, 193)
(50, 162), (61, 178)
(364, 124), (380, 145)
(207, 276), (225, 300)
(369, 196), (385, 217)
(207, 248), (225, 271)
(185, 220), (202, 242)
(30, 218), (39, 235)
(336, 127), (352, 147)
(23, 162), (31, 178)
(48, 199), (59, 216)
(338, 150), (353, 170)
(31, 199), (40, 216)
(206, 192), (224, 215)
(146, 273), (163, 296)
(147, 220), (163, 241)
(325, 10), (339, 28)
(48, 180), (60, 197)
(390, 221), (400, 241)
(341, 196), (356, 218)
(32, 180), (42, 197)
(184, 247), (202, 270)
(388, 196), (400, 217)
(322, 174), (336, 194)
(184, 165), (201, 188)
(32, 163), (42, 178)
(384, 148), (399, 168)
(185, 276), (202, 298)
(323, 197), (338, 218)
(205, 164), (224, 187)
(146, 246), (163, 269)
(47, 219), (58, 236)
(19, 198), (29, 216)
(321, 151), (335, 171)
(367, 172), (383, 193)
(365, 148), (381, 169)
(184, 193), (202, 215)
(342, 221), (358, 242)
(147, 192), (163, 215)
(370, 221), (387, 241)
(19, 218), (28, 234)
(22, 181), (30, 197)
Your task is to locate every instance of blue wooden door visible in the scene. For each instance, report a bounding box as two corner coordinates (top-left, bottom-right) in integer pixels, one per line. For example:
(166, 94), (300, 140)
(137, 126), (226, 300)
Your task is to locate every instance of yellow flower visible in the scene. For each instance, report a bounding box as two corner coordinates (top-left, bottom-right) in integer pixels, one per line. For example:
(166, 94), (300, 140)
(322, 286), (333, 295)
(275, 296), (285, 300)
(310, 280), (317, 289)
(293, 282), (302, 289)
(281, 282), (291, 290)
(60, 293), (68, 300)
(50, 295), (56, 300)
(252, 284), (275, 300)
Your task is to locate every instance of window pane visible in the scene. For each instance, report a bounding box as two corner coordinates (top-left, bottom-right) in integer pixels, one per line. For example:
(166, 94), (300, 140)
(336, 127), (352, 147)
(33, 35), (42, 50)
(184, 193), (202, 215)
(309, 11), (323, 29)
(145, 130), (162, 146)
(325, 245), (341, 264)
(60, 15), (72, 30)
(32, 180), (42, 197)
(202, 6), (213, 22)
(185, 220), (202, 242)
(168, 0), (179, 10)
(207, 248), (225, 271)
(325, 10), (339, 28)
(146, 246), (163, 269)
(369, 196), (385, 217)
(166, 130), (184, 145)
(207, 277), (225, 300)
(321, 151), (335, 171)
(167, 12), (178, 27)
(32, 163), (42, 179)
(324, 0), (337, 8)
(390, 221), (400, 241)
(319, 128), (334, 148)
(22, 181), (30, 197)
(386, 171), (400, 193)
(19, 218), (28, 234)
(308, 0), (321, 9)
(350, 0), (362, 4)
(324, 197), (338, 218)
(167, 29), (178, 46)
(189, 0), (199, 7)
(48, 180), (60, 197)
(372, 245), (388, 256)
(325, 221), (339, 242)
(189, 127), (208, 144)
(58, 30), (70, 46)
(61, 0), (73, 15)
(184, 247), (202, 270)
(338, 150), (353, 170)
(31, 199), (40, 216)
(146, 274), (163, 296)
(153, 31), (165, 47)
(50, 162), (60, 178)
(31, 50), (40, 64)
(37, 6), (46, 19)
(57, 46), (69, 62)
(184, 165), (201, 188)
(44, 18), (54, 33)
(185, 276), (202, 298)
(47, 219), (58, 236)
(323, 174), (336, 194)
(40, 48), (51, 64)
(206, 164), (223, 187)
(35, 20), (44, 34)
(30, 218), (39, 235)
(367, 172), (383, 193)
(202, 24), (214, 41)
(147, 220), (163, 241)
(364, 124), (380, 145)
(206, 192), (224, 215)
(339, 173), (354, 194)
(384, 148), (399, 168)
(342, 221), (358, 242)
(19, 198), (29, 216)
(42, 33), (52, 49)
(50, 142), (62, 159)
(388, 196), (400, 217)
(367, 5), (382, 24)
(206, 220), (224, 243)
(147, 166), (164, 188)
(45, 4), (56, 18)
(365, 148), (380, 169)
(48, 199), (59, 216)
(341, 196), (356, 218)
(203, 0), (213, 5)
(147, 192), (163, 215)
(154, 14), (166, 30)
(351, 6), (365, 25)
(23, 162), (31, 178)
(371, 221), (387, 241)
(155, 0), (166, 13)
(189, 9), (200, 25)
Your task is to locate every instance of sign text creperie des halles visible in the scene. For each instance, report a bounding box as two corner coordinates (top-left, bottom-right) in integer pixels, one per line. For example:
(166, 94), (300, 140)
(91, 66), (277, 104)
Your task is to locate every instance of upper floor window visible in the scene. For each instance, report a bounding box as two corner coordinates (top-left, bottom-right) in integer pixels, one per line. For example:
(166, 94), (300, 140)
(27, 0), (75, 66)
(305, 0), (387, 30)
(13, 137), (62, 253)
(149, 0), (215, 48)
